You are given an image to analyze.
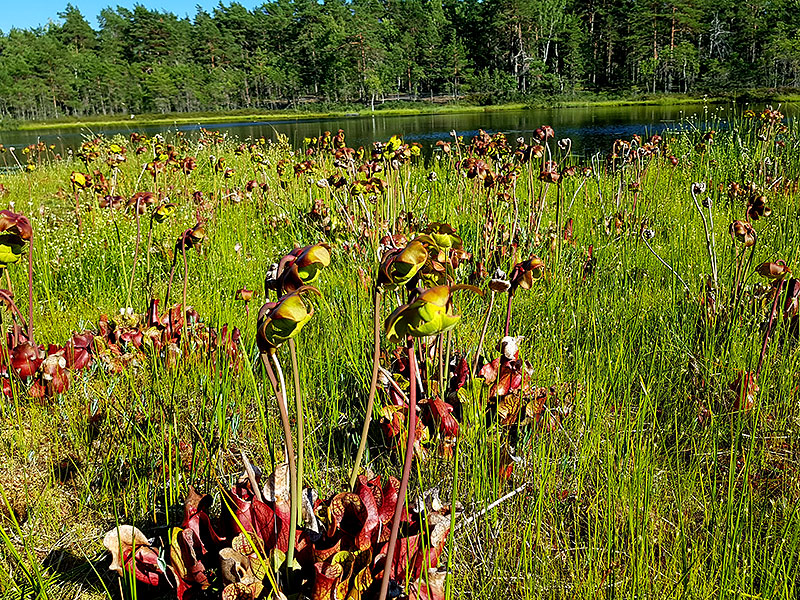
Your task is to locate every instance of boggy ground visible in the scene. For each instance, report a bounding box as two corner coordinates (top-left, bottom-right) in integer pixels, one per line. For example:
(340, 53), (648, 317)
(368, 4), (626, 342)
(0, 109), (798, 600)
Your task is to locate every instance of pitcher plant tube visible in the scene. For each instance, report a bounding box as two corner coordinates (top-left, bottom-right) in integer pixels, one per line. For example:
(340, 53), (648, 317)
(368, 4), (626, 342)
(256, 285), (321, 574)
(265, 243), (331, 524)
(503, 256), (545, 337)
(0, 210), (34, 343)
(165, 223), (206, 323)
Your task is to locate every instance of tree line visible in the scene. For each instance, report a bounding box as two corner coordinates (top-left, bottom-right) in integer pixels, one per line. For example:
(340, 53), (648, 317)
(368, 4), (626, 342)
(1, 0), (798, 120)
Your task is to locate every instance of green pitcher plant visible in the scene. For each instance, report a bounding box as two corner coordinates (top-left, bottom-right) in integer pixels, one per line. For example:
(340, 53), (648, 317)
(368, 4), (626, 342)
(153, 201), (177, 223)
(377, 240), (429, 289)
(385, 284), (481, 344)
(255, 286), (321, 575)
(503, 255), (545, 336)
(0, 210), (32, 267)
(262, 244), (331, 556)
(377, 283), (479, 600)
(509, 255), (546, 291)
(289, 243), (331, 286)
(0, 209), (34, 343)
(256, 286), (320, 354)
(269, 243), (332, 294)
(415, 222), (463, 264)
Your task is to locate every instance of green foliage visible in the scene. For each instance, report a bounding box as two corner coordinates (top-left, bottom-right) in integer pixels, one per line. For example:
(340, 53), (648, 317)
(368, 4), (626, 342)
(3, 0), (800, 120)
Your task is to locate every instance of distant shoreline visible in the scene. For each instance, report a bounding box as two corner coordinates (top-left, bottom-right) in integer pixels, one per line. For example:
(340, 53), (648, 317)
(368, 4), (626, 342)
(5, 93), (797, 133)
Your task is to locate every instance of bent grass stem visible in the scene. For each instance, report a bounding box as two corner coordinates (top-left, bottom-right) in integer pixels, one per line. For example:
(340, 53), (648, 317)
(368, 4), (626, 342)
(641, 231), (690, 294)
(503, 291), (514, 337)
(691, 191), (718, 289)
(349, 290), (382, 489)
(473, 291), (496, 376)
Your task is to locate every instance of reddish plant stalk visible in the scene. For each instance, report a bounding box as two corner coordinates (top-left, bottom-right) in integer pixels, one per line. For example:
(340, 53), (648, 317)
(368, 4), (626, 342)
(27, 230), (33, 343)
(74, 188), (83, 234)
(165, 243), (179, 309)
(144, 213), (155, 301)
(378, 337), (417, 600)
(182, 238), (189, 319)
(126, 198), (142, 308)
(0, 294), (30, 343)
(756, 279), (785, 379)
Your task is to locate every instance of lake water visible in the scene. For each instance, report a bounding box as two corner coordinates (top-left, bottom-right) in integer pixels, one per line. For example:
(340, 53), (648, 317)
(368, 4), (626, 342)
(0, 103), (738, 159)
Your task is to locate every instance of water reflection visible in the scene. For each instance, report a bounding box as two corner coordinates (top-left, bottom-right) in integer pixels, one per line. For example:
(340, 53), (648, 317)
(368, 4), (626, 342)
(0, 103), (746, 159)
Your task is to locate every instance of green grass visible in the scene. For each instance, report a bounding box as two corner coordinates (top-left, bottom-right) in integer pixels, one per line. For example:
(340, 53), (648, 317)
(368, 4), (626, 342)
(0, 109), (798, 599)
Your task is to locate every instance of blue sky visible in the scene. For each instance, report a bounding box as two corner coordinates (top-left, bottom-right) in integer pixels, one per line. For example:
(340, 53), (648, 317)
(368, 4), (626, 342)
(0, 1), (263, 32)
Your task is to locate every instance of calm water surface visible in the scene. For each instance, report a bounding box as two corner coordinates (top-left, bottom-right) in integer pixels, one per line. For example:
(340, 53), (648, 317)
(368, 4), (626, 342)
(1, 104), (738, 158)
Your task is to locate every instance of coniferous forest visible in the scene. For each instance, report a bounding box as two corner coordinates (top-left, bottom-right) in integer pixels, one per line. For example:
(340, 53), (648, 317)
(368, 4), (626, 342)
(1, 0), (799, 120)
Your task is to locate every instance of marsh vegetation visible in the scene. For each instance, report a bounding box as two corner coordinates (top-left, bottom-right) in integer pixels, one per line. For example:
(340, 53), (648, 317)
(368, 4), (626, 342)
(0, 107), (798, 599)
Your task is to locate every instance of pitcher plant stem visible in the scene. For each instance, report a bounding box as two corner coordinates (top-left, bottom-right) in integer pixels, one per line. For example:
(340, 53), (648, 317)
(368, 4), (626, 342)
(378, 337), (418, 600)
